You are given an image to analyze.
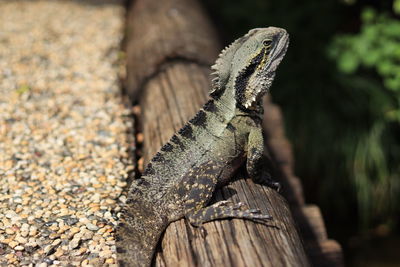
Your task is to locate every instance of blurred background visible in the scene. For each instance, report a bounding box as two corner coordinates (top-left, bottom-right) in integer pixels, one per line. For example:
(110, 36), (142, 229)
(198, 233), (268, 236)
(201, 0), (400, 266)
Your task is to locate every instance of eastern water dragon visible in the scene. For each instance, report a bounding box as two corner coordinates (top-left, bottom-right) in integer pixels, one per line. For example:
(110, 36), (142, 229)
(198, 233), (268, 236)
(116, 27), (290, 267)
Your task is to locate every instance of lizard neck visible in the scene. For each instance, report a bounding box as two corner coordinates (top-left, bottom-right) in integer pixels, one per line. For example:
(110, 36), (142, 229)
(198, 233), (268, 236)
(210, 81), (236, 120)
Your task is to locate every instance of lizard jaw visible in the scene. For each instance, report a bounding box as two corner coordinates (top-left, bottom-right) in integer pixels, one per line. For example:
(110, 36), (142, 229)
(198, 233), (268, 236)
(242, 71), (275, 109)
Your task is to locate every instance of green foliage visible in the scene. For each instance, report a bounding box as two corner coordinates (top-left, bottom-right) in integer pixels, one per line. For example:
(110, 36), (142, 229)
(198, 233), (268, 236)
(328, 7), (400, 228)
(394, 0), (400, 15)
(330, 8), (400, 98)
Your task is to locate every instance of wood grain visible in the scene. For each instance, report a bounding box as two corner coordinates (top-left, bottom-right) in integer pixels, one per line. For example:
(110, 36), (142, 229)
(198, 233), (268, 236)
(139, 62), (309, 266)
(125, 0), (220, 101)
(125, 0), (343, 266)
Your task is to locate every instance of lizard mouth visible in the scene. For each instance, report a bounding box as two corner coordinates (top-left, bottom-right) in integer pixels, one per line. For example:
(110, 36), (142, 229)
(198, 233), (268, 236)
(265, 32), (289, 71)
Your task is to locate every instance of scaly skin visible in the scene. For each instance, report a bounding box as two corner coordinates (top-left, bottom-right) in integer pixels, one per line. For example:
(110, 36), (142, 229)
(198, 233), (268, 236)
(116, 27), (289, 267)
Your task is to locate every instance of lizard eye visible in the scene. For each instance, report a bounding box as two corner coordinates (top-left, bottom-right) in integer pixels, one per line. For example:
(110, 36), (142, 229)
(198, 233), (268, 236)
(262, 39), (272, 47)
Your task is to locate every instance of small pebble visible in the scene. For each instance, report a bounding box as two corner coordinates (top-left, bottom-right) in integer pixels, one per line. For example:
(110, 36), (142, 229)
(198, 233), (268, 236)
(5, 228), (15, 235)
(9, 241), (19, 248)
(69, 227), (80, 235)
(64, 218), (79, 226)
(86, 223), (99, 231)
(75, 247), (87, 256)
(15, 235), (27, 244)
(105, 258), (115, 264)
(52, 239), (62, 246)
(49, 233), (59, 240)
(99, 249), (113, 258)
(54, 248), (64, 258)
(20, 230), (29, 237)
(69, 238), (81, 250)
(29, 229), (38, 236)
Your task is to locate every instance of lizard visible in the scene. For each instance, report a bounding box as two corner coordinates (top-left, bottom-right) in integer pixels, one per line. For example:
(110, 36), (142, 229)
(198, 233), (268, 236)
(116, 27), (289, 267)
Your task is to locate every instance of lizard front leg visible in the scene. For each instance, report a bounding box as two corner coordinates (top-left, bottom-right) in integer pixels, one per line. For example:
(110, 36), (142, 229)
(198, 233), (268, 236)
(247, 126), (280, 190)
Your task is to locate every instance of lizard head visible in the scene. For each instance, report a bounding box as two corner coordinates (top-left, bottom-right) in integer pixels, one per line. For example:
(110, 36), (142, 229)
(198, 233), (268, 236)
(210, 27), (289, 110)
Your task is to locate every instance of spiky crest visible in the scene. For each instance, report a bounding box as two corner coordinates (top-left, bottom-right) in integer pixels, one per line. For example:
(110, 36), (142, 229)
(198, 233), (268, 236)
(209, 29), (259, 96)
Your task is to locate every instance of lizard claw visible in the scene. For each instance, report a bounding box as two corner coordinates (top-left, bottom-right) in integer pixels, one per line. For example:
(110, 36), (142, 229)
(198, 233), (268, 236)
(270, 182), (281, 192)
(252, 214), (273, 220)
(265, 180), (281, 192)
(247, 208), (261, 214)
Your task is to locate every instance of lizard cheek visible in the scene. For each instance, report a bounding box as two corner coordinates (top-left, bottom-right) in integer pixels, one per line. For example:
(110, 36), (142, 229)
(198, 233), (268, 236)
(243, 75), (263, 108)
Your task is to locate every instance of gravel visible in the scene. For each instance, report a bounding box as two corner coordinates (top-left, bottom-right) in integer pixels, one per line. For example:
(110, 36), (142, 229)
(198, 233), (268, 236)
(0, 1), (134, 266)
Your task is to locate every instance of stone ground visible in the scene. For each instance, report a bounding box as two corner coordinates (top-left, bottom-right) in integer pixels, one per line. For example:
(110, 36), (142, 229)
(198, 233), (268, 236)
(0, 1), (134, 266)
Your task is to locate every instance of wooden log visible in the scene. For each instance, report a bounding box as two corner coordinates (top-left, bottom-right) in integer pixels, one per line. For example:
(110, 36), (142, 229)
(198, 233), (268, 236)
(125, 0), (311, 265)
(306, 240), (344, 267)
(301, 205), (328, 241)
(125, 0), (220, 101)
(140, 62), (310, 266)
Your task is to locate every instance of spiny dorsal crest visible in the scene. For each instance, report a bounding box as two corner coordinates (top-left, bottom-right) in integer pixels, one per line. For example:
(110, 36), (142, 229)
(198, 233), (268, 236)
(209, 29), (260, 96)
